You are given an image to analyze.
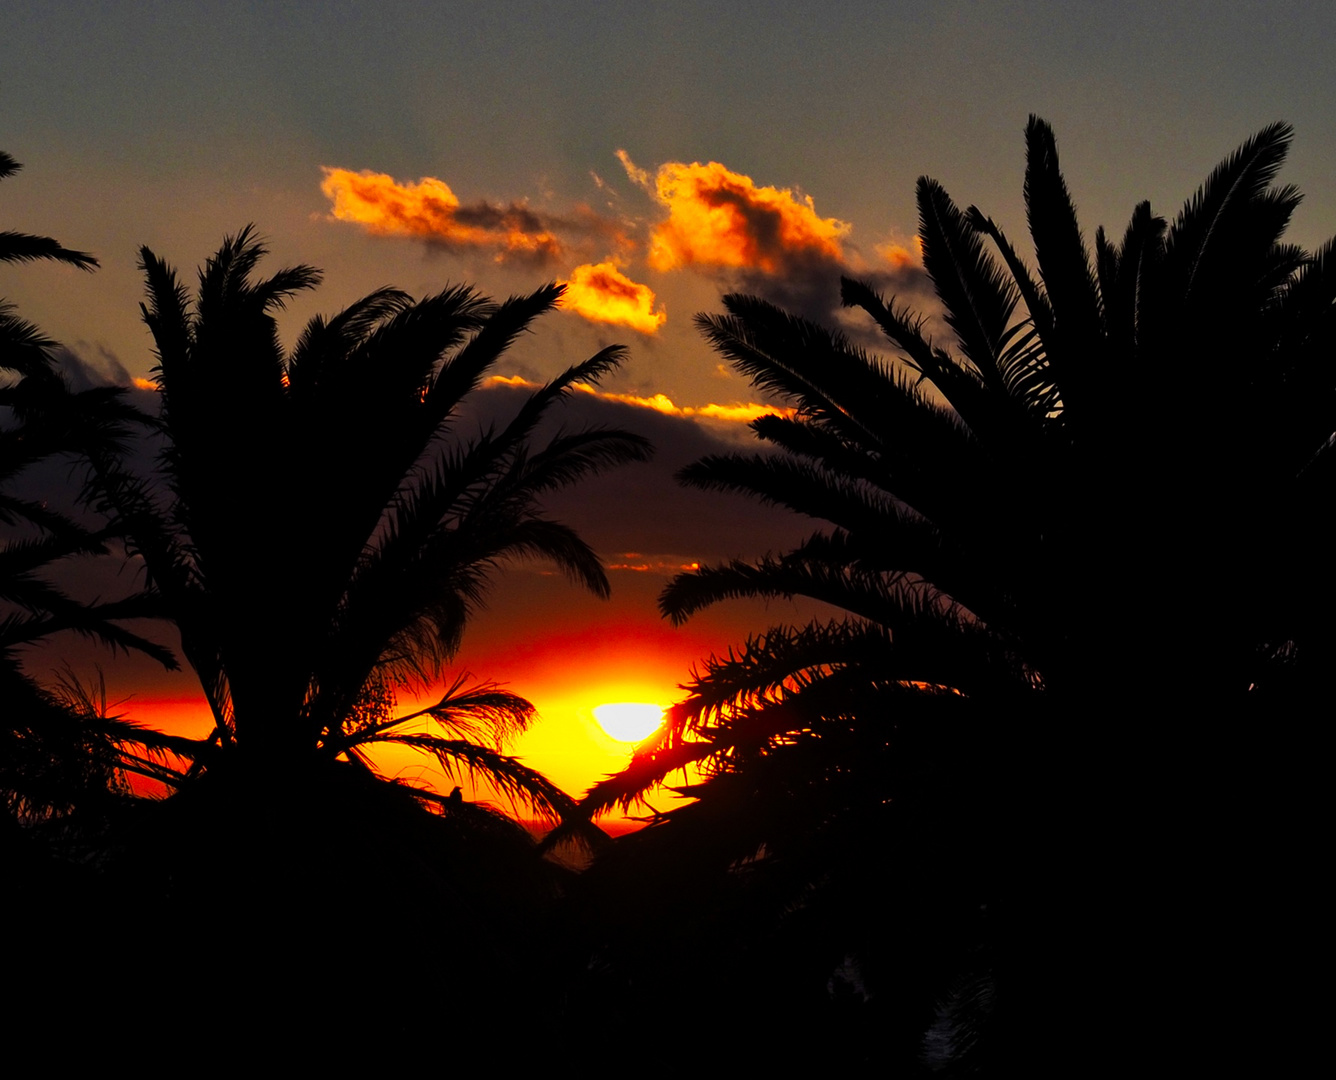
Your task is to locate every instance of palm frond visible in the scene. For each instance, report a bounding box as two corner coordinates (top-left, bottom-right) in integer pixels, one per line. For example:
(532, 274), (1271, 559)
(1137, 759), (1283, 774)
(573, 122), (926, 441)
(1165, 121), (1294, 303)
(578, 732), (724, 816)
(659, 550), (963, 635)
(836, 277), (1005, 443)
(965, 208), (1056, 356)
(696, 295), (899, 451)
(424, 284), (560, 427)
(0, 230), (97, 272)
(0, 301), (58, 377)
(286, 286), (414, 397)
(1022, 116), (1104, 410)
(137, 246), (194, 390)
(363, 733), (577, 824)
(916, 177), (1019, 394)
(340, 672), (536, 749)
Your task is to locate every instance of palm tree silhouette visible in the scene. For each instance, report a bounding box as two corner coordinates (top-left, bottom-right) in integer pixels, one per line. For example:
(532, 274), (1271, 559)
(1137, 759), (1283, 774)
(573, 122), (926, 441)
(580, 117), (1336, 1068)
(67, 227), (655, 1051)
(2, 150), (179, 845)
(93, 227), (651, 811)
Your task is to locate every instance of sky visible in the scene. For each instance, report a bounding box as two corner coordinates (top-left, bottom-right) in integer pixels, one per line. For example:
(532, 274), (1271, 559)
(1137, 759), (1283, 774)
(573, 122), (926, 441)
(6, 1), (1336, 821)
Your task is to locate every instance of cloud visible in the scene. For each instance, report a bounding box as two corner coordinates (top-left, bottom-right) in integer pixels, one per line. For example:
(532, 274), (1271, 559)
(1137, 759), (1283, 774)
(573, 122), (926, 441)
(321, 167), (570, 266)
(559, 262), (666, 335)
(615, 151), (936, 332)
(54, 343), (133, 391)
(615, 149), (651, 191)
(621, 155), (849, 275)
(875, 236), (921, 270)
(485, 375), (791, 425)
(318, 156), (937, 338)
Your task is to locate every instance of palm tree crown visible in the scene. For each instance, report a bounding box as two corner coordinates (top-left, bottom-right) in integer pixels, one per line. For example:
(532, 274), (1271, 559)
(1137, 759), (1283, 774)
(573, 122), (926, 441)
(96, 227), (652, 821)
(578, 117), (1336, 1067)
(592, 116), (1335, 802)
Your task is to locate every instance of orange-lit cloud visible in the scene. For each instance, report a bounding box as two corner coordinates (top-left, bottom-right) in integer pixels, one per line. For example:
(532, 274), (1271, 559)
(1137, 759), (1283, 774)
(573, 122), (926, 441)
(559, 262), (666, 334)
(619, 153), (849, 275)
(615, 148), (651, 190)
(875, 234), (922, 270)
(486, 374), (792, 424)
(605, 557), (701, 573)
(131, 376), (157, 391)
(321, 167), (565, 265)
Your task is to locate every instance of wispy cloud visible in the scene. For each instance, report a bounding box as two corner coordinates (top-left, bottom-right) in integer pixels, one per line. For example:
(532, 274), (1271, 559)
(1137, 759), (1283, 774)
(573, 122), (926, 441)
(486, 375), (791, 424)
(559, 262), (666, 335)
(322, 167), (574, 266)
(605, 556), (702, 574)
(614, 149), (651, 190)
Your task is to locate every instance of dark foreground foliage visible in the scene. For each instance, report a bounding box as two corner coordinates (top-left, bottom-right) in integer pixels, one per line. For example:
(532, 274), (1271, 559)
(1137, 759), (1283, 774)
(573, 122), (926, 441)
(575, 117), (1336, 1072)
(6, 121), (1333, 1070)
(3, 223), (646, 1064)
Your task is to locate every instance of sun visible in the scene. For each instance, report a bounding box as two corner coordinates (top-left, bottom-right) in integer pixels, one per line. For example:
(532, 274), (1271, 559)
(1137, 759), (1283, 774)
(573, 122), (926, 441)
(592, 702), (665, 743)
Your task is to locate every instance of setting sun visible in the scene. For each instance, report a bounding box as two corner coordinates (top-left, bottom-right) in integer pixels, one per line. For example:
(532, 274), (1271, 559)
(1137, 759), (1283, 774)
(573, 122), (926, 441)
(592, 702), (665, 743)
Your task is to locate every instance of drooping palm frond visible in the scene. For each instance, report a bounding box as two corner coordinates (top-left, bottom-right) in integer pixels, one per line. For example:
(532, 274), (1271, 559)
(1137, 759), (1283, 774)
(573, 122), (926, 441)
(695, 295), (900, 448)
(0, 664), (201, 841)
(352, 733), (577, 825)
(331, 672), (534, 749)
(0, 231), (98, 272)
(0, 153), (97, 271)
(0, 590), (178, 670)
(679, 452), (926, 547)
(577, 727), (731, 818)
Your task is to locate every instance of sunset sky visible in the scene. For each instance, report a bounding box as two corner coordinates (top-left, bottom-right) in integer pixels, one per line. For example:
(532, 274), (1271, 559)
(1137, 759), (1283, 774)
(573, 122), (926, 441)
(6, 2), (1336, 820)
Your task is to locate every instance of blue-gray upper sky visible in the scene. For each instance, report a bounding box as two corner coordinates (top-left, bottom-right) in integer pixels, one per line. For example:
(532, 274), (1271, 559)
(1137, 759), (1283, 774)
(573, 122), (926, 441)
(5, 1), (1336, 405)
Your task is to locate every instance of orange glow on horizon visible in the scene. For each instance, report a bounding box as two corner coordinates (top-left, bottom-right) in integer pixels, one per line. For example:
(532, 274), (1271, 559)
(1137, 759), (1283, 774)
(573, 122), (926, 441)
(116, 607), (765, 835)
(559, 261), (666, 334)
(621, 154), (849, 273)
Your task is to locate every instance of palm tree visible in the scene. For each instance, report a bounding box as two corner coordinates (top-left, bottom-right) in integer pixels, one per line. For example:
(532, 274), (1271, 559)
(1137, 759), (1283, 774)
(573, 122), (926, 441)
(579, 118), (1336, 1068)
(62, 227), (654, 1051)
(92, 226), (651, 810)
(2, 150), (179, 848)
(91, 227), (656, 868)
